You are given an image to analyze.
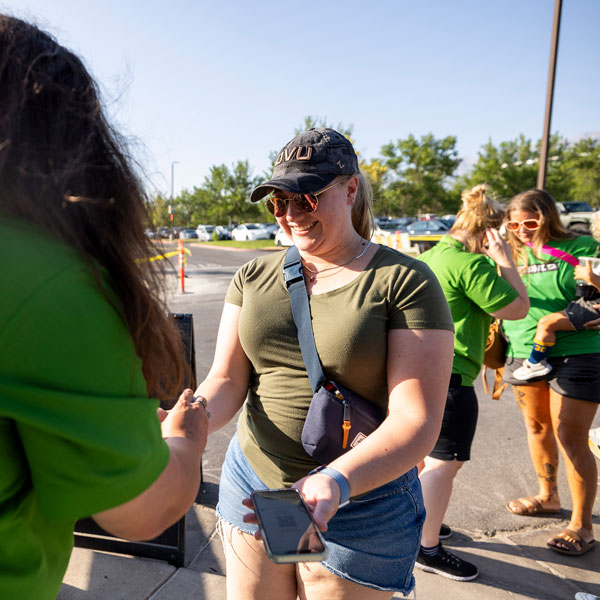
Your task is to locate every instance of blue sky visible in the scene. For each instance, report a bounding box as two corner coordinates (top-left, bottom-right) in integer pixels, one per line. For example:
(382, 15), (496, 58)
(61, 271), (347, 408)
(4, 0), (599, 197)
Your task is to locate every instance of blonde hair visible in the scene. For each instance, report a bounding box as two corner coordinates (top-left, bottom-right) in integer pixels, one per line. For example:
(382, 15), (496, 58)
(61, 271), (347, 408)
(450, 184), (504, 252)
(351, 171), (375, 239)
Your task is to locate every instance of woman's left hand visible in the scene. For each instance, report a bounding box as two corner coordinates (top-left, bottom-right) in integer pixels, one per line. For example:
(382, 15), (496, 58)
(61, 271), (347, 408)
(291, 473), (341, 531)
(241, 474), (339, 540)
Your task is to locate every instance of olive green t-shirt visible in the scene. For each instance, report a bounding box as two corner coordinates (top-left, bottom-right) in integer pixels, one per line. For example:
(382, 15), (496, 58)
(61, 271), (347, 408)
(502, 236), (600, 357)
(226, 245), (454, 488)
(419, 236), (518, 386)
(0, 218), (169, 599)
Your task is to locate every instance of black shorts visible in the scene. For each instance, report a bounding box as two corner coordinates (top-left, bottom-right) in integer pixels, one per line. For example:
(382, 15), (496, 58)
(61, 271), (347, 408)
(429, 374), (478, 462)
(565, 298), (600, 330)
(503, 353), (600, 403)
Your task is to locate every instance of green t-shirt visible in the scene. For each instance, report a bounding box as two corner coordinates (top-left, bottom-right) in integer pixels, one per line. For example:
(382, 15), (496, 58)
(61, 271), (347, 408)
(419, 236), (518, 386)
(0, 218), (169, 599)
(502, 235), (600, 357)
(226, 245), (454, 488)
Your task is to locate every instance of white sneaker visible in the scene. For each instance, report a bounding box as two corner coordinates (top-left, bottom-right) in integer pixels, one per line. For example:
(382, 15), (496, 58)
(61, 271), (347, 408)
(575, 593), (599, 600)
(513, 359), (552, 381)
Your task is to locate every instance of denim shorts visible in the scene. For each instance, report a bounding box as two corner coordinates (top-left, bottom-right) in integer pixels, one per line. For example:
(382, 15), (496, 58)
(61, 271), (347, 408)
(503, 353), (600, 403)
(217, 434), (425, 595)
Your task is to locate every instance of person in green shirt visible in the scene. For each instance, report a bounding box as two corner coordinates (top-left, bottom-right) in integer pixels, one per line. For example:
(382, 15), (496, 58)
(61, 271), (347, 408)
(418, 184), (529, 581)
(502, 189), (599, 557)
(512, 210), (600, 381)
(0, 16), (208, 599)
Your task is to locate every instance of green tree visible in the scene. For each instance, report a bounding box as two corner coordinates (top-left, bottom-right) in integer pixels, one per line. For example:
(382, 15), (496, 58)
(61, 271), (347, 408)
(562, 137), (600, 206)
(175, 187), (212, 226)
(457, 134), (572, 203)
(360, 158), (389, 214)
(380, 134), (461, 215)
(457, 135), (537, 201)
(192, 161), (267, 226)
(146, 193), (170, 228)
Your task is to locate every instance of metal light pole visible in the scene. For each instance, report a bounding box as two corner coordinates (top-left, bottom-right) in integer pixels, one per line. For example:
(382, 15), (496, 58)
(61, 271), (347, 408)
(537, 0), (562, 190)
(170, 161), (179, 240)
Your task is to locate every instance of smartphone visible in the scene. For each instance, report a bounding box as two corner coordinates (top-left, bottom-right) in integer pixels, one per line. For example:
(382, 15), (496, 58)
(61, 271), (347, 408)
(250, 489), (329, 564)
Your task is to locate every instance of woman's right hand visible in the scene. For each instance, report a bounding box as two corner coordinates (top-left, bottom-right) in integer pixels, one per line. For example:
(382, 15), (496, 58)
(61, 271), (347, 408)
(160, 389), (208, 455)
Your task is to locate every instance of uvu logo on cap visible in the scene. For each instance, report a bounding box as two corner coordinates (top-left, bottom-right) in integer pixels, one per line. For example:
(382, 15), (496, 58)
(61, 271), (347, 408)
(273, 128), (358, 174)
(274, 145), (313, 165)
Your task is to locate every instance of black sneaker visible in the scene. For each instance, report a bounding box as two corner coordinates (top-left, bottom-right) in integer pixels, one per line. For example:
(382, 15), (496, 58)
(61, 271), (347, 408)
(415, 545), (479, 581)
(439, 523), (452, 539)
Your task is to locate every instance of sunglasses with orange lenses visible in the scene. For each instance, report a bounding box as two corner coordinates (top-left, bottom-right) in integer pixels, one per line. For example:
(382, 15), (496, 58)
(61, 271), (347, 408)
(266, 193), (318, 218)
(506, 219), (540, 231)
(265, 180), (342, 218)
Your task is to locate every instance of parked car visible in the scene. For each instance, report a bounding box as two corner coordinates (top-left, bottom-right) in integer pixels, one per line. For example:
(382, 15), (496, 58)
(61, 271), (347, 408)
(557, 201), (595, 233)
(195, 224), (215, 241)
(214, 225), (232, 240)
(274, 227), (294, 247)
(179, 228), (198, 239)
(158, 227), (171, 239)
(405, 219), (450, 235)
(263, 223), (280, 239)
(231, 223), (270, 241)
(439, 215), (456, 229)
(376, 217), (415, 229)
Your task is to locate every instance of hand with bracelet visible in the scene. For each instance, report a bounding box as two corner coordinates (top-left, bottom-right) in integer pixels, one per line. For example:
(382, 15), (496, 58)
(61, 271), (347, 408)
(242, 465), (350, 536)
(295, 466), (351, 531)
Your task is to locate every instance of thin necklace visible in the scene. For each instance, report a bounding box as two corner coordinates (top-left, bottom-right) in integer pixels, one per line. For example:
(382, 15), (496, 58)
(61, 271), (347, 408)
(302, 240), (372, 282)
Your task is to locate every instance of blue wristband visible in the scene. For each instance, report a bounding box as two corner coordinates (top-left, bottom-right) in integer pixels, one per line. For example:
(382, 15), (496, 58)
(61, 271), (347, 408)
(309, 465), (351, 508)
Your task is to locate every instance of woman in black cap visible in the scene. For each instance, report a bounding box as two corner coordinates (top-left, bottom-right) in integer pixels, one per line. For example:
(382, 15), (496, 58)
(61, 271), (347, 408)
(195, 128), (455, 598)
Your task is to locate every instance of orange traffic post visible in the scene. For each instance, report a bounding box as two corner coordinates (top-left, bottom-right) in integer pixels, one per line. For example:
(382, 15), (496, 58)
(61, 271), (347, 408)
(178, 238), (185, 293)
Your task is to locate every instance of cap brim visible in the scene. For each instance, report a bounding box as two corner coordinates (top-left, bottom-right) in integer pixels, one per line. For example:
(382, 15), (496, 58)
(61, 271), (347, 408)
(250, 172), (337, 203)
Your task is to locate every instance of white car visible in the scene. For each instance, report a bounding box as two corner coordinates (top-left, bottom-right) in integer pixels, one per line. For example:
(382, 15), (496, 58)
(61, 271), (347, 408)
(195, 224), (214, 242)
(231, 223), (270, 241)
(274, 227), (294, 247)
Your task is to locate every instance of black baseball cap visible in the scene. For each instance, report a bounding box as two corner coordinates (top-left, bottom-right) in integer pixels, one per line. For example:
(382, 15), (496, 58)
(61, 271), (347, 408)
(250, 128), (359, 203)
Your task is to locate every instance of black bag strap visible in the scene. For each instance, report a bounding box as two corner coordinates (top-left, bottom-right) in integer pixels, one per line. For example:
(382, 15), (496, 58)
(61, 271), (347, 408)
(283, 246), (326, 393)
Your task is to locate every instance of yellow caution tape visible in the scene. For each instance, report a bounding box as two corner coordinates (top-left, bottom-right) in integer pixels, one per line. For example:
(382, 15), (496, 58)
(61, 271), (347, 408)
(141, 247), (192, 263)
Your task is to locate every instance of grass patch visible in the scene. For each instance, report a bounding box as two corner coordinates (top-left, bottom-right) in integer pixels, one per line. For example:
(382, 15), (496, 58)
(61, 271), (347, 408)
(183, 239), (277, 250)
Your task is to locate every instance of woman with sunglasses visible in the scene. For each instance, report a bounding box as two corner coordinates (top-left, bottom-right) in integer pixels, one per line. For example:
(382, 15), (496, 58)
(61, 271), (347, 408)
(194, 128), (455, 599)
(512, 210), (600, 381)
(502, 189), (599, 557)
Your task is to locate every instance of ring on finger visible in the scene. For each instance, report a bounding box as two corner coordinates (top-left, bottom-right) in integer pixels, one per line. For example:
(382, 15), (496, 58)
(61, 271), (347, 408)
(192, 396), (211, 417)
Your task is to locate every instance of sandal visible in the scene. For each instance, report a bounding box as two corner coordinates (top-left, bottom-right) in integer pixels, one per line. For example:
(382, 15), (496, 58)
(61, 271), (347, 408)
(547, 528), (596, 556)
(505, 496), (561, 516)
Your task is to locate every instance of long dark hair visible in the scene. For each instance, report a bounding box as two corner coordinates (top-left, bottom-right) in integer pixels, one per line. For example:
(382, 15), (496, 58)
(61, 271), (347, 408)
(0, 15), (185, 401)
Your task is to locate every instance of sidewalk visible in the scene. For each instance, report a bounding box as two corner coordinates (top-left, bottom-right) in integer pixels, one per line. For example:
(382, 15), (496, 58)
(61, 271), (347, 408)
(60, 494), (599, 600)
